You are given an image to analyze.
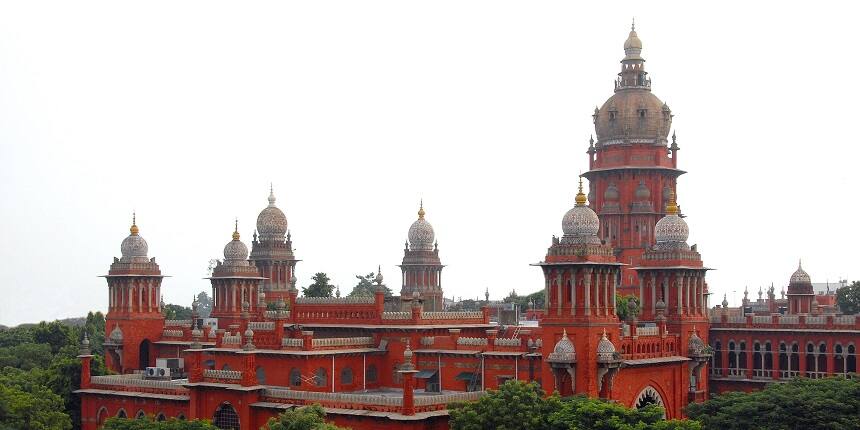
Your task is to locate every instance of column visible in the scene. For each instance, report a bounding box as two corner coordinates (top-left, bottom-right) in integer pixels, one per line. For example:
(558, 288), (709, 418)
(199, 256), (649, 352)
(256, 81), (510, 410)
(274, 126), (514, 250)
(676, 274), (683, 316)
(555, 271), (562, 315)
(602, 269), (609, 317)
(639, 274), (645, 317)
(584, 268), (591, 316)
(594, 269), (601, 315)
(544, 274), (550, 312)
(611, 268), (617, 316)
(570, 269), (577, 316)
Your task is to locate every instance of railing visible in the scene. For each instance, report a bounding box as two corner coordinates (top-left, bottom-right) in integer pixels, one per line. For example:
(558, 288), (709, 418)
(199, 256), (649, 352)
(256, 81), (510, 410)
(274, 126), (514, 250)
(248, 321), (275, 331)
(805, 316), (826, 325)
(413, 391), (486, 406)
(312, 337), (374, 348)
(203, 369), (241, 380)
(164, 320), (191, 327)
(805, 371), (827, 379)
(223, 334), (242, 345)
(282, 338), (303, 348)
(710, 315), (721, 323)
(752, 316), (772, 324)
(382, 312), (410, 320)
(264, 388), (402, 406)
(422, 311), (483, 320)
(457, 337), (488, 346)
(420, 336), (435, 346)
(779, 315), (799, 325)
(779, 370), (800, 379)
(296, 296), (375, 305)
(264, 310), (290, 319)
(727, 316), (746, 324)
(494, 338), (521, 347)
(752, 369), (770, 379)
(637, 326), (659, 336)
(162, 329), (184, 338)
(834, 315), (857, 326)
(727, 368), (745, 377)
(90, 375), (185, 391)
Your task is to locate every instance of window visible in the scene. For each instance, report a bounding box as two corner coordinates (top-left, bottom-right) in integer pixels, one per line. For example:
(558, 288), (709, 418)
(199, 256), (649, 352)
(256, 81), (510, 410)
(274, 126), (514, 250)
(204, 360), (216, 369)
(213, 403), (240, 430)
(117, 409), (127, 419)
(135, 410), (146, 419)
(341, 367), (354, 385)
(290, 368), (302, 386)
(315, 368), (327, 387)
(177, 414), (186, 421)
(96, 407), (108, 426)
(256, 366), (266, 385)
(155, 413), (166, 422)
(221, 364), (231, 371)
(638, 109), (646, 118)
(366, 365), (378, 383)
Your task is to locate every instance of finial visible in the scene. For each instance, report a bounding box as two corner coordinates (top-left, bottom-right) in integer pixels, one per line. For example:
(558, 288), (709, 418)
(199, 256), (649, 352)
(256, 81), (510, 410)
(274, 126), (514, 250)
(418, 199), (425, 219)
(631, 17), (635, 32)
(798, 258), (803, 270)
(575, 176), (587, 206)
(665, 188), (678, 215)
(232, 218), (240, 240)
(562, 328), (568, 337)
(130, 211), (139, 235)
(268, 185), (276, 206)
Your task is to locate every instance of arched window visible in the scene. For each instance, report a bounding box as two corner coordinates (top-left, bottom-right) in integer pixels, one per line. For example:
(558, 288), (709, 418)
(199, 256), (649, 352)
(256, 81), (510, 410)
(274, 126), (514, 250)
(117, 409), (127, 418)
(222, 364), (232, 371)
(341, 367), (354, 385)
(204, 360), (216, 369)
(817, 343), (827, 377)
(835, 344), (845, 374)
(806, 343), (816, 376)
(367, 364), (378, 383)
(710, 340), (722, 376)
(779, 342), (790, 378)
(256, 366), (266, 385)
(790, 343), (800, 376)
(753, 342), (764, 378)
(846, 344), (857, 374)
(135, 410), (146, 419)
(764, 342), (773, 371)
(290, 368), (301, 386)
(315, 368), (327, 387)
(96, 407), (108, 426)
(213, 403), (240, 430)
(177, 413), (186, 421)
(155, 412), (166, 421)
(138, 339), (151, 369)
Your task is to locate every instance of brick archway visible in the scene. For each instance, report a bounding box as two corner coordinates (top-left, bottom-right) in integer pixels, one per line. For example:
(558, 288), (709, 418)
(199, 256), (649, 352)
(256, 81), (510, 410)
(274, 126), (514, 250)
(633, 384), (667, 418)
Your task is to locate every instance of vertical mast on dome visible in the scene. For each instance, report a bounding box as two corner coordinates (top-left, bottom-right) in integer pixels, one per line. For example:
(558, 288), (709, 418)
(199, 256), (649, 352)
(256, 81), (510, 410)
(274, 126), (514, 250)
(617, 21), (650, 91)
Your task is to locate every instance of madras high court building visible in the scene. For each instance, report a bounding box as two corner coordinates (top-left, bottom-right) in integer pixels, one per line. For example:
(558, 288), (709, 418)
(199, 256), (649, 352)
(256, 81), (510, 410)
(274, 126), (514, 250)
(76, 25), (859, 430)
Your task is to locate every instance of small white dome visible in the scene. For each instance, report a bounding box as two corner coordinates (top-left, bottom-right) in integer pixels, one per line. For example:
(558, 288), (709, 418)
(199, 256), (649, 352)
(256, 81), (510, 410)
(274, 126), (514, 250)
(547, 329), (576, 363)
(109, 325), (124, 344)
(688, 332), (706, 356)
(256, 187), (288, 242)
(408, 203), (435, 251)
(790, 260), (811, 284)
(654, 192), (689, 250)
(561, 179), (600, 244)
(223, 225), (249, 266)
(120, 217), (149, 262)
(596, 330), (617, 362)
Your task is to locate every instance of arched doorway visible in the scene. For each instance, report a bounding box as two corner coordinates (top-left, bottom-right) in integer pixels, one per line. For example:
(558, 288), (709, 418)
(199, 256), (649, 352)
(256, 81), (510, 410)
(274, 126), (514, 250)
(138, 339), (151, 369)
(213, 402), (240, 429)
(634, 386), (666, 418)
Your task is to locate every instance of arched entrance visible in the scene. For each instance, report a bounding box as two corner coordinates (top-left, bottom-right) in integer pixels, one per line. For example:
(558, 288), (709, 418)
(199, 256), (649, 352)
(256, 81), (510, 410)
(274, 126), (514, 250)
(138, 339), (151, 369)
(634, 386), (665, 418)
(213, 402), (240, 429)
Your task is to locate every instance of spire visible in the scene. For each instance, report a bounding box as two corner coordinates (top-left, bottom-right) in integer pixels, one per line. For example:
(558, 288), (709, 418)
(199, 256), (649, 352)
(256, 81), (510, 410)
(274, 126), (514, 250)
(575, 177), (587, 206)
(665, 189), (678, 215)
(631, 17), (635, 31)
(232, 218), (240, 240)
(130, 212), (139, 235)
(268, 184), (276, 207)
(417, 199), (425, 219)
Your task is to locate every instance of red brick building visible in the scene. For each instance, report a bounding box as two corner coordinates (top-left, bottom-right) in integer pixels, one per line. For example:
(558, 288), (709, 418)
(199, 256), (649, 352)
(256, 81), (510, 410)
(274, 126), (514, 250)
(75, 24), (858, 430)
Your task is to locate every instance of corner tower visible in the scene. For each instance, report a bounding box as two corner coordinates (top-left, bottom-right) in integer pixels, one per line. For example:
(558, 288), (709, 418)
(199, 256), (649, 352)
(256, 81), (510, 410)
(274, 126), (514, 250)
(583, 24), (682, 292)
(209, 221), (266, 326)
(102, 215), (166, 373)
(249, 186), (299, 306)
(399, 201), (444, 311)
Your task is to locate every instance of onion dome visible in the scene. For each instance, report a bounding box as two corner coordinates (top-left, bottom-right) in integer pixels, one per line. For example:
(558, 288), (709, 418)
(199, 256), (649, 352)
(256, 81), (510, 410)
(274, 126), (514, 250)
(547, 329), (576, 363)
(109, 324), (123, 345)
(604, 183), (620, 201)
(623, 20), (643, 59)
(688, 330), (707, 357)
(120, 213), (149, 263)
(256, 185), (288, 242)
(634, 181), (651, 200)
(223, 220), (250, 266)
(407, 201), (435, 251)
(790, 260), (811, 284)
(79, 333), (91, 356)
(654, 190), (689, 250)
(374, 265), (384, 285)
(596, 329), (617, 362)
(561, 178), (601, 244)
(721, 294), (729, 308)
(401, 341), (415, 371)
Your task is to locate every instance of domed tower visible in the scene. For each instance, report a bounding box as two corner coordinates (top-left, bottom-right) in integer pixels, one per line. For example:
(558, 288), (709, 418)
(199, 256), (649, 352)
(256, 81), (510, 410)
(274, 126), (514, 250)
(399, 201), (444, 311)
(249, 186), (300, 306)
(209, 221), (265, 325)
(583, 23), (683, 293)
(536, 179), (623, 397)
(102, 214), (165, 373)
(786, 260), (814, 314)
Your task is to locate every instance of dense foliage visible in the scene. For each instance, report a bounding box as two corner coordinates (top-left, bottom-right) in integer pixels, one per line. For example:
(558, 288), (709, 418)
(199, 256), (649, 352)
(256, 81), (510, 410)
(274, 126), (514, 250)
(303, 273), (335, 298)
(615, 294), (641, 321)
(685, 377), (860, 430)
(449, 381), (699, 430)
(265, 404), (347, 430)
(0, 312), (107, 430)
(503, 290), (545, 310)
(835, 280), (860, 314)
(347, 272), (393, 297)
(101, 416), (218, 429)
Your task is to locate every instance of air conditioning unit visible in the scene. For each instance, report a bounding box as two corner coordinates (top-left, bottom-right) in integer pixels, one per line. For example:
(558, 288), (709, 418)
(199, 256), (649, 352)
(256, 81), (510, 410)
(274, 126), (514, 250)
(144, 366), (171, 380)
(156, 358), (184, 369)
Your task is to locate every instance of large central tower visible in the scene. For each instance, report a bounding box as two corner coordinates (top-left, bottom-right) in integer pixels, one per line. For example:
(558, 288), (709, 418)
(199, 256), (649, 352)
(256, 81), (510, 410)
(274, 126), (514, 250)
(582, 24), (683, 291)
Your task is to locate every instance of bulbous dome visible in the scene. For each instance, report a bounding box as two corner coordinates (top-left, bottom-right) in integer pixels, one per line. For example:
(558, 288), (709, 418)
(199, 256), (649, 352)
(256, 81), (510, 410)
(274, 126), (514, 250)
(223, 226), (249, 266)
(561, 179), (600, 244)
(408, 202), (435, 251)
(635, 181), (651, 200)
(604, 183), (620, 201)
(595, 91), (671, 144)
(596, 330), (617, 362)
(256, 188), (288, 242)
(790, 260), (811, 284)
(109, 325), (123, 344)
(547, 329), (576, 363)
(654, 192), (689, 250)
(688, 332), (706, 356)
(120, 216), (149, 263)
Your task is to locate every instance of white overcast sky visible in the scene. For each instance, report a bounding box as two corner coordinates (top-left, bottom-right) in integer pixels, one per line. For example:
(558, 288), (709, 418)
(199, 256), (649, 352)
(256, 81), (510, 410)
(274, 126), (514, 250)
(0, 2), (857, 326)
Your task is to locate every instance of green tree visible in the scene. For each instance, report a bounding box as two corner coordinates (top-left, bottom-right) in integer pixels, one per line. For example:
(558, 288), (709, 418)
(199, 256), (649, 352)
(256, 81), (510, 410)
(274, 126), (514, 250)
(348, 272), (393, 297)
(685, 377), (860, 430)
(195, 291), (213, 318)
(448, 299), (479, 312)
(32, 321), (74, 354)
(265, 404), (348, 430)
(163, 304), (193, 320)
(102, 416), (218, 429)
(0, 367), (72, 430)
(0, 343), (52, 370)
(836, 281), (860, 314)
(615, 294), (641, 321)
(0, 326), (35, 348)
(303, 273), (335, 298)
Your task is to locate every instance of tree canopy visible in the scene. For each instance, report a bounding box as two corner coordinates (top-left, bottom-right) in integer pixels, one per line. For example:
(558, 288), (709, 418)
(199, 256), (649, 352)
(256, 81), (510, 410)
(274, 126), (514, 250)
(449, 380), (699, 430)
(101, 416), (218, 430)
(503, 290), (545, 310)
(835, 280), (860, 314)
(265, 404), (347, 430)
(303, 273), (335, 298)
(615, 294), (641, 321)
(685, 377), (860, 430)
(348, 272), (393, 297)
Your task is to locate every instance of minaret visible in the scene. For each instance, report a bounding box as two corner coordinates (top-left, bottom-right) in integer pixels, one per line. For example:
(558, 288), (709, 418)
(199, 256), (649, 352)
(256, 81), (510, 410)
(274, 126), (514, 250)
(209, 221), (265, 327)
(536, 178), (623, 397)
(786, 260), (814, 314)
(583, 24), (681, 294)
(102, 214), (166, 373)
(399, 201), (444, 311)
(249, 186), (300, 306)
